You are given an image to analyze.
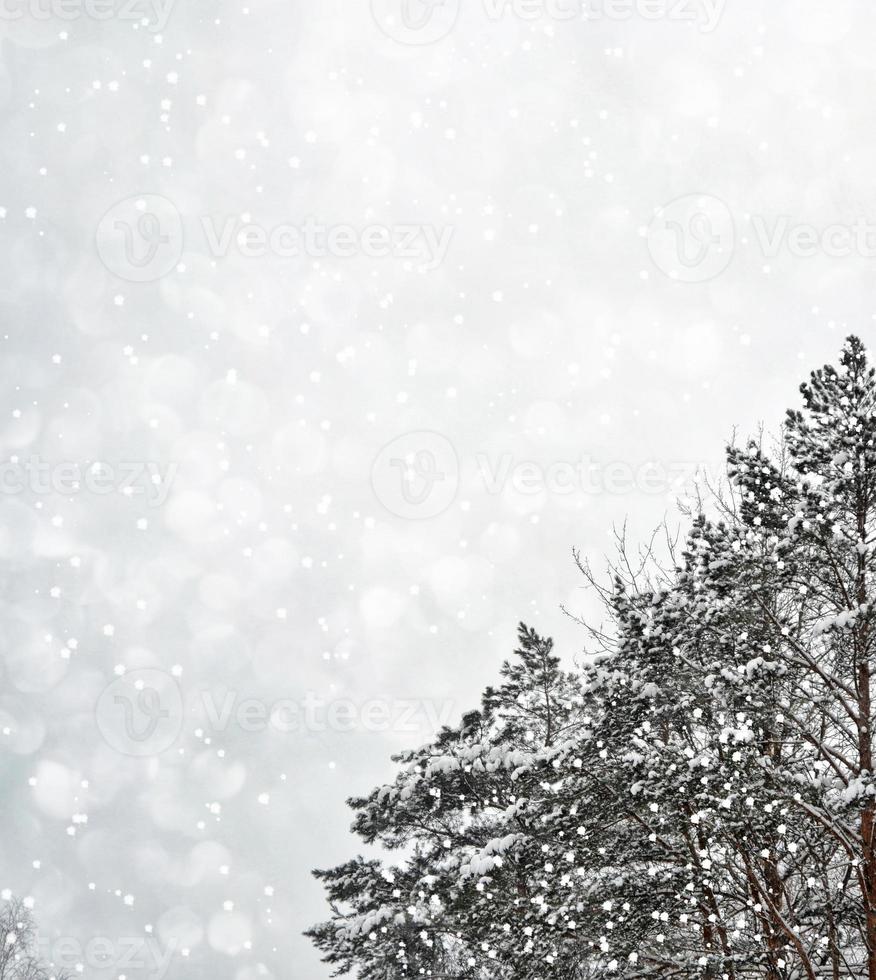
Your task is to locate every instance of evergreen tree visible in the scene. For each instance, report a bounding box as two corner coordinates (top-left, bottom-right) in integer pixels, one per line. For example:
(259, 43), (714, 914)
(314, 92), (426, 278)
(308, 337), (876, 980)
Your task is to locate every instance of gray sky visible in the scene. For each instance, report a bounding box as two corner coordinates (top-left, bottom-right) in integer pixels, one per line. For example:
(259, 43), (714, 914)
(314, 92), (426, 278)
(0, 1), (872, 977)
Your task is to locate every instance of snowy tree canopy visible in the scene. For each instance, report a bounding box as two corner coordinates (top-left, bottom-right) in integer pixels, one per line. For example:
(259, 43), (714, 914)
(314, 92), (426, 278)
(308, 336), (876, 980)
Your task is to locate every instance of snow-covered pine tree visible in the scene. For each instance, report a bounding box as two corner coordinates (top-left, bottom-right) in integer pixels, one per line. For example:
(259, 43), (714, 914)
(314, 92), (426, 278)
(711, 335), (876, 977)
(568, 336), (876, 976)
(306, 623), (590, 978)
(613, 508), (844, 978)
(308, 336), (876, 980)
(547, 547), (814, 978)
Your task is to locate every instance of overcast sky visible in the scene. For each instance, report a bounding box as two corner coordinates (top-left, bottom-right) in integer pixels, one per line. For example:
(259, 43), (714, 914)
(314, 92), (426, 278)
(0, 1), (873, 977)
